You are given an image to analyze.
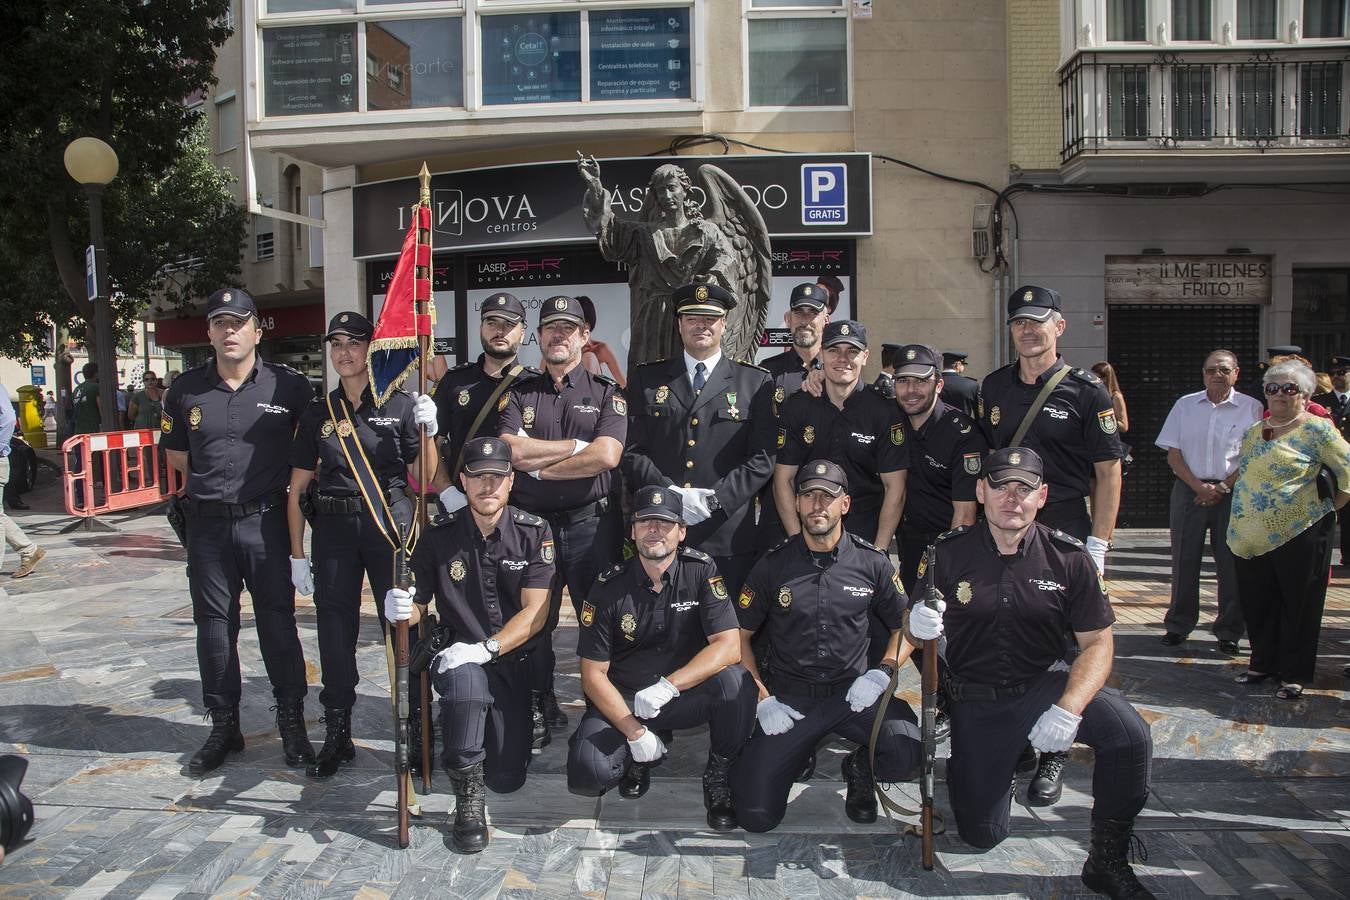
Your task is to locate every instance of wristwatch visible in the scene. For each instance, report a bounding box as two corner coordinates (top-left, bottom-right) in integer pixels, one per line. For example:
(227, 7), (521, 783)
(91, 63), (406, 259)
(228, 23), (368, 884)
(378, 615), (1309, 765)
(877, 661), (897, 678)
(483, 639), (501, 661)
(706, 493), (721, 512)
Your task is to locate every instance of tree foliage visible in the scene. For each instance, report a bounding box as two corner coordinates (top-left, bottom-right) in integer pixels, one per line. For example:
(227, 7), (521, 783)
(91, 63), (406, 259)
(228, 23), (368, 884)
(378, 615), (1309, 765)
(0, 0), (242, 363)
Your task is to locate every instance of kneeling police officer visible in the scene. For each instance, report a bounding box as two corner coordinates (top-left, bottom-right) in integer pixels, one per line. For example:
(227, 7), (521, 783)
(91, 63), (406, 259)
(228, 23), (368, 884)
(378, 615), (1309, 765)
(568, 485), (756, 832)
(384, 438), (554, 854)
(908, 447), (1154, 899)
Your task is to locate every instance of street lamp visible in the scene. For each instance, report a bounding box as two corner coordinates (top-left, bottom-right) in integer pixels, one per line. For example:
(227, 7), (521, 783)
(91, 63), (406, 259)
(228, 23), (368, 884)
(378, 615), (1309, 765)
(64, 137), (120, 434)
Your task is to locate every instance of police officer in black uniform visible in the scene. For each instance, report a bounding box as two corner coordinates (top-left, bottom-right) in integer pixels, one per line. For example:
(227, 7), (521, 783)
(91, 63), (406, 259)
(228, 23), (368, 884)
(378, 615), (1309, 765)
(160, 288), (316, 775)
(732, 461), (920, 833)
(499, 295), (627, 749)
(979, 285), (1125, 806)
(873, 343), (901, 400)
(385, 438), (554, 854)
(907, 448), (1153, 899)
(624, 283), (777, 597)
(431, 292), (538, 517)
(774, 320), (908, 557)
(567, 486), (756, 831)
(940, 350), (980, 418)
(757, 282), (832, 550)
(287, 311), (437, 778)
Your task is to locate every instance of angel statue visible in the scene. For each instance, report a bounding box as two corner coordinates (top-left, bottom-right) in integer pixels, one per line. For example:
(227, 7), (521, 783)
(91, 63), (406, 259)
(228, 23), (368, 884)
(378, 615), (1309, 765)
(577, 153), (772, 367)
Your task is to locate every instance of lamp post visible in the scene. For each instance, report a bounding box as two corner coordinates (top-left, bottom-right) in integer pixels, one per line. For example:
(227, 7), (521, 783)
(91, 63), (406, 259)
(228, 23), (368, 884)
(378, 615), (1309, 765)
(63, 137), (120, 434)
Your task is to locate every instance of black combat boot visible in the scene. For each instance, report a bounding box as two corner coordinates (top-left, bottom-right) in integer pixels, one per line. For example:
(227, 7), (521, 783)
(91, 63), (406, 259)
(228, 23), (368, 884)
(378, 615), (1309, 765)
(841, 746), (877, 824)
(618, 758), (651, 799)
(306, 708), (355, 778)
(531, 694), (551, 750)
(275, 700), (315, 767)
(702, 752), (737, 831)
(539, 689), (569, 730)
(1081, 818), (1155, 898)
(1027, 750), (1067, 806)
(1016, 743), (1038, 774)
(446, 762), (489, 853)
(408, 713), (425, 779)
(189, 706), (244, 775)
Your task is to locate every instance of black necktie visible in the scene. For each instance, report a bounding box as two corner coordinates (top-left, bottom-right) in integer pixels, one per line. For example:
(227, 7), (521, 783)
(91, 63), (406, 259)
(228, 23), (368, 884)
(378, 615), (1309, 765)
(693, 362), (707, 393)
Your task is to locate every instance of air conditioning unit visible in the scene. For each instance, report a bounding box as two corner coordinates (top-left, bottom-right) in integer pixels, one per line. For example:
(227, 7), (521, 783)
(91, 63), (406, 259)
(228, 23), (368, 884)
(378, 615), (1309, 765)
(971, 203), (992, 259)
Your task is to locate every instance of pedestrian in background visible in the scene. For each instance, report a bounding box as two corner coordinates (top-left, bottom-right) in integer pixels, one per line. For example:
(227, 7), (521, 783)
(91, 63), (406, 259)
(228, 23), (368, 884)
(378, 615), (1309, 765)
(0, 383), (44, 578)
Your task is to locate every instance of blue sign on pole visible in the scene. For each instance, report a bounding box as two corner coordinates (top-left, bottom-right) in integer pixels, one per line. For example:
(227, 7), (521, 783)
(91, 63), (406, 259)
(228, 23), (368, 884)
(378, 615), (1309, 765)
(800, 163), (848, 226)
(31, 365), (46, 386)
(85, 244), (98, 301)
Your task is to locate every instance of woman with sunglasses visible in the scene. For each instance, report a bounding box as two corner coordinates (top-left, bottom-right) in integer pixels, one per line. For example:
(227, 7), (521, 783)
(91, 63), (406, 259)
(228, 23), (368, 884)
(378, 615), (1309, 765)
(1227, 358), (1350, 701)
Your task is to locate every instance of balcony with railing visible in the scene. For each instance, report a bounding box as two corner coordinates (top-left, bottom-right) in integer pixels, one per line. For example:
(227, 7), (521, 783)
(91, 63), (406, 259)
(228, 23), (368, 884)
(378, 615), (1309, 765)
(1060, 48), (1350, 181)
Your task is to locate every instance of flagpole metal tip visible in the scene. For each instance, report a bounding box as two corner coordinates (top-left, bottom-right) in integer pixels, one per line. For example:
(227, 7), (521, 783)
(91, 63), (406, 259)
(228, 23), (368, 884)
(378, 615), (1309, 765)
(418, 163), (431, 205)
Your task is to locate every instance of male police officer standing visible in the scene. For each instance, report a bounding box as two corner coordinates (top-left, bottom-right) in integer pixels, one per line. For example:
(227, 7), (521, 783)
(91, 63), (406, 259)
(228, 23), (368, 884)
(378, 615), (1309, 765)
(979, 285), (1124, 806)
(940, 350), (979, 418)
(499, 295), (626, 748)
(385, 438), (554, 854)
(161, 288), (315, 775)
(908, 448), (1153, 899)
(624, 283), (777, 597)
(733, 461), (920, 832)
(567, 486), (756, 831)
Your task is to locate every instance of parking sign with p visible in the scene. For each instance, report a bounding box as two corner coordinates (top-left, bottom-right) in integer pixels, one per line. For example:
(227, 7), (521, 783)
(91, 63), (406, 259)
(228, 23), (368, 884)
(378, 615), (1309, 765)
(801, 163), (847, 226)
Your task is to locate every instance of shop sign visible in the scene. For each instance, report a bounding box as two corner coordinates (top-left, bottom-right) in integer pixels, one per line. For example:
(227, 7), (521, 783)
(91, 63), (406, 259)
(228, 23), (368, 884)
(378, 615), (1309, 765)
(1105, 255), (1272, 304)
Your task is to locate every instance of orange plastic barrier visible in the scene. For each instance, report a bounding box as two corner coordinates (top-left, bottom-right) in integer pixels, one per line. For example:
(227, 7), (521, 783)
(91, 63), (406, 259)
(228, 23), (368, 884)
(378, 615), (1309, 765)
(62, 429), (183, 518)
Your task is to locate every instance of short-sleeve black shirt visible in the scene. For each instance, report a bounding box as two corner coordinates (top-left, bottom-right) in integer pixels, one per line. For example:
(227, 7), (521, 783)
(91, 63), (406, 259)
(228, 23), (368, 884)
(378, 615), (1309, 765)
(761, 350), (818, 416)
(927, 523), (1115, 686)
(290, 386), (421, 494)
(434, 355), (539, 481)
(776, 386), (908, 517)
(410, 506), (555, 658)
(576, 547), (738, 692)
(736, 533), (907, 685)
(901, 400), (989, 533)
(979, 357), (1124, 502)
(498, 363), (627, 512)
(160, 359), (313, 503)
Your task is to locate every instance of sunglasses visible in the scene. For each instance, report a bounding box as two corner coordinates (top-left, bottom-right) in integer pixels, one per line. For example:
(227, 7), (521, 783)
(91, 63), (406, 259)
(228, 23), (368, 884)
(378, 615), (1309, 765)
(1263, 382), (1302, 396)
(1203, 366), (1234, 376)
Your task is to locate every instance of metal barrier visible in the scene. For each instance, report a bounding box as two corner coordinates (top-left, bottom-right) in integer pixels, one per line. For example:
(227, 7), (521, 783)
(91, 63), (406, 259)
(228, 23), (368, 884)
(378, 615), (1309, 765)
(62, 429), (183, 526)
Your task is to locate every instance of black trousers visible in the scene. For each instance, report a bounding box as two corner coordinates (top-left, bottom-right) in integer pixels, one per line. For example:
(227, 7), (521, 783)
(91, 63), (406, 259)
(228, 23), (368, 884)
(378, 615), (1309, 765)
(947, 668), (1152, 849)
(1038, 497), (1092, 542)
(1338, 504), (1350, 564)
(1232, 513), (1334, 685)
(187, 505), (307, 710)
(732, 688), (921, 833)
(566, 665), (757, 797)
(532, 506), (623, 695)
(435, 654), (534, 793)
(311, 500), (413, 710)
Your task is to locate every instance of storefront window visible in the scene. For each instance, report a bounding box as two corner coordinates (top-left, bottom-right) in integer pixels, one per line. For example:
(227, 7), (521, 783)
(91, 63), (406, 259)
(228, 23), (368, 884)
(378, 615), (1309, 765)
(748, 17), (847, 107)
(480, 13), (581, 105)
(366, 18), (463, 110)
(263, 24), (359, 116)
(589, 8), (690, 101)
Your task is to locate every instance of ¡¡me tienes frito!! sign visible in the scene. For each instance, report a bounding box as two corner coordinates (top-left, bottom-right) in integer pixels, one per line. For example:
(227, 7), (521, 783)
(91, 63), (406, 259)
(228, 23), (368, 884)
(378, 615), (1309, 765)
(1105, 255), (1273, 304)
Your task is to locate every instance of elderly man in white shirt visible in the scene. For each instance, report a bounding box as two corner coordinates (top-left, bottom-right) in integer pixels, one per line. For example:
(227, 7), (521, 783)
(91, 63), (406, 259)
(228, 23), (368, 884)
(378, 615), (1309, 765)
(1155, 350), (1264, 653)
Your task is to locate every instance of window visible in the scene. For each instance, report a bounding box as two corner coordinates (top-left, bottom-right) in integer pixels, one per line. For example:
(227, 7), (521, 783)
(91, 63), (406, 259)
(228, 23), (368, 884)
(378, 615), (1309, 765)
(1172, 0), (1212, 40)
(1107, 0), (1147, 41)
(1235, 65), (1276, 136)
(256, 228), (275, 261)
(481, 13), (581, 106)
(262, 24), (359, 116)
(1171, 66), (1213, 138)
(214, 94), (239, 152)
(1300, 62), (1343, 135)
(266, 0), (355, 11)
(589, 8), (691, 101)
(1107, 66), (1149, 137)
(748, 17), (847, 107)
(366, 18), (462, 111)
(1237, 0), (1277, 39)
(1304, 0), (1348, 37)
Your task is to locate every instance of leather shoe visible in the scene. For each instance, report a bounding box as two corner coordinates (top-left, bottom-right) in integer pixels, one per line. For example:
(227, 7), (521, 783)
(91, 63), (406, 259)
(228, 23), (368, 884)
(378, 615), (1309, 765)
(1217, 639), (1239, 654)
(1027, 751), (1067, 806)
(1159, 632), (1185, 646)
(618, 759), (651, 799)
(1015, 743), (1038, 774)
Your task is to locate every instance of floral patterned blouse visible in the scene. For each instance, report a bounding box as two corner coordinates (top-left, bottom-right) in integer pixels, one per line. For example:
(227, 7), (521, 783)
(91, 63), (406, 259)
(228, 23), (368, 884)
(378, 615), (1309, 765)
(1227, 416), (1350, 558)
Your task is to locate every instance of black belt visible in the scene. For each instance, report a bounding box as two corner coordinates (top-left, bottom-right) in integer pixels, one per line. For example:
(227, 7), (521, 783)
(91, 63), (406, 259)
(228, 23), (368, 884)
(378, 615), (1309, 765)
(314, 487), (408, 516)
(943, 675), (1029, 703)
(771, 671), (853, 699)
(539, 495), (610, 527)
(187, 491), (286, 519)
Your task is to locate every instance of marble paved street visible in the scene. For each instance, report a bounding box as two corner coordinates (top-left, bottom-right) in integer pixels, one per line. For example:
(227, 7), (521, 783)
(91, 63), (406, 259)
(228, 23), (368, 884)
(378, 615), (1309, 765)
(0, 475), (1348, 898)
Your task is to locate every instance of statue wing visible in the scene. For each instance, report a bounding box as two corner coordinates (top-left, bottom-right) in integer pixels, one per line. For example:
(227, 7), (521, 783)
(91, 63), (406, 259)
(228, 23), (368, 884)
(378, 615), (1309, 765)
(696, 165), (772, 364)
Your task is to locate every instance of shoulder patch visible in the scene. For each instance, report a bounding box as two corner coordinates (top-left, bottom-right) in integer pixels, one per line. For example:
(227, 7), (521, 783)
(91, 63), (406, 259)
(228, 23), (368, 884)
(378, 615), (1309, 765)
(512, 510), (545, 527)
(269, 361), (306, 378)
(851, 534), (886, 555)
(678, 546), (712, 563)
(596, 562), (628, 584)
(591, 372), (618, 387)
(430, 511), (460, 528)
(933, 525), (971, 544)
(523, 365), (543, 376)
(767, 536), (796, 555)
(1069, 367), (1101, 385)
(1050, 528), (1086, 550)
(450, 361), (477, 372)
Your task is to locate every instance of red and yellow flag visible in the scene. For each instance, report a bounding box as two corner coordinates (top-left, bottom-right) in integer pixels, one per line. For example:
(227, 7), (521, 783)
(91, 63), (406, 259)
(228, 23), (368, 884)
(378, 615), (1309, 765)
(369, 164), (435, 406)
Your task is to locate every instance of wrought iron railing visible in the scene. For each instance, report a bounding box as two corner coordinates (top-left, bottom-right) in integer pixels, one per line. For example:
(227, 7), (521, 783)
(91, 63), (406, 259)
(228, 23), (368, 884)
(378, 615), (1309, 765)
(1061, 48), (1350, 161)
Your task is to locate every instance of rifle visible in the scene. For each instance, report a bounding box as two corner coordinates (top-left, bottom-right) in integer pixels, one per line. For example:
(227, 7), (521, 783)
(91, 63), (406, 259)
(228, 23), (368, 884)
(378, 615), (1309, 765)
(919, 543), (940, 871)
(392, 521), (413, 850)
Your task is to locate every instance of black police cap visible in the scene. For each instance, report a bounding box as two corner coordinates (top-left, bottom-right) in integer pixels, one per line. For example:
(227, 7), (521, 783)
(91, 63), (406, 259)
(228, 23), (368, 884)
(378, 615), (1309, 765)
(788, 282), (829, 311)
(539, 295), (587, 327)
(796, 460), (849, 496)
(205, 288), (258, 320)
(673, 282), (736, 316)
(894, 344), (942, 378)
(633, 485), (684, 523)
(462, 437), (513, 475)
(1007, 285), (1062, 322)
(942, 350), (969, 365)
(984, 447), (1044, 488)
(822, 320), (867, 350)
(1330, 355), (1350, 370)
(481, 292), (526, 323)
(324, 311), (374, 342)
(1266, 344), (1302, 357)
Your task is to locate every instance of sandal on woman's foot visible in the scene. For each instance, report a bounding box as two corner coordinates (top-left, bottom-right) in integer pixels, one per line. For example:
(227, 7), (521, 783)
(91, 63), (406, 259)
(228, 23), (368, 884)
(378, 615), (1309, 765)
(1276, 684), (1304, 700)
(1235, 671), (1275, 685)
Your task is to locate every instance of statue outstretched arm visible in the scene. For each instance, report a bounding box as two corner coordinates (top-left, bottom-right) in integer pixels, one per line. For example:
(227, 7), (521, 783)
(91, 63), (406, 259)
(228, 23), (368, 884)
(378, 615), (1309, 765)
(577, 152), (611, 235)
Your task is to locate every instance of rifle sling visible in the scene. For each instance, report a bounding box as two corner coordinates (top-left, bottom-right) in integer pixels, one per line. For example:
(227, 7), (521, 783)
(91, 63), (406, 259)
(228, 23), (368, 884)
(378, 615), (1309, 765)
(450, 364), (524, 484)
(1009, 364), (1072, 449)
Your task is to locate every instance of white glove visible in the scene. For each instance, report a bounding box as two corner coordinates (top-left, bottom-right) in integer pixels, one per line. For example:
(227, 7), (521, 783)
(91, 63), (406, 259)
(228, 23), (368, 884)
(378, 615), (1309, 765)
(632, 676), (680, 719)
(411, 392), (438, 437)
(627, 727), (667, 763)
(908, 599), (946, 641)
(528, 469), (542, 480)
(432, 641), (493, 675)
(1028, 703), (1082, 753)
(1085, 536), (1109, 576)
(438, 485), (468, 514)
(289, 557), (314, 596)
(572, 438), (590, 457)
(845, 668), (891, 712)
(755, 696), (805, 735)
(680, 487), (715, 525)
(384, 587), (414, 622)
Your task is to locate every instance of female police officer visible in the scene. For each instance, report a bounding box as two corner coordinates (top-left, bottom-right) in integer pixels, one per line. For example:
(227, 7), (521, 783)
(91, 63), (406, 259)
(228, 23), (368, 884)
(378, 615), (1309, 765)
(287, 312), (437, 777)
